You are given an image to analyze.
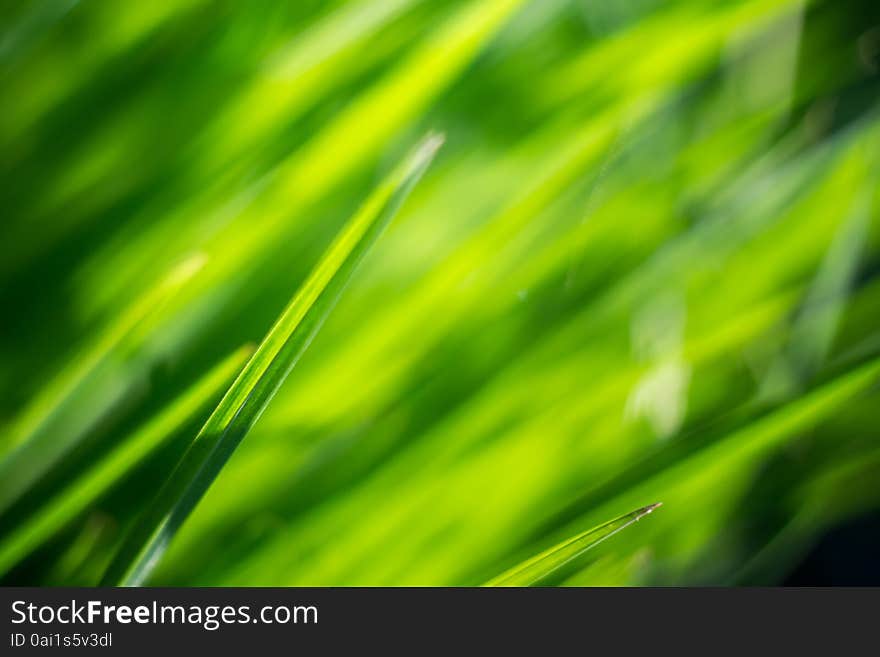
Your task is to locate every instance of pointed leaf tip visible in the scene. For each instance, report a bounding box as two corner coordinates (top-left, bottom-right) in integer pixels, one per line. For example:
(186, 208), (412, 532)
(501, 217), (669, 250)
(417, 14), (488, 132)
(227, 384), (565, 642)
(100, 135), (437, 586)
(399, 132), (445, 181)
(485, 503), (663, 587)
(641, 502), (663, 515)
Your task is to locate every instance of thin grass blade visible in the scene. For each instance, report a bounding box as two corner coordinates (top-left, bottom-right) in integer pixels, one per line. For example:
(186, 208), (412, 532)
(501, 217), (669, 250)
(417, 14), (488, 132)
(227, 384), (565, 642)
(0, 345), (251, 577)
(0, 255), (205, 516)
(485, 503), (662, 586)
(100, 133), (443, 586)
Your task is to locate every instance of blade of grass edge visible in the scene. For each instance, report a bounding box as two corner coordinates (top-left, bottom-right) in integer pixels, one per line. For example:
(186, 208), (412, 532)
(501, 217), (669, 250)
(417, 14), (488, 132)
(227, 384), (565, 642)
(485, 503), (662, 586)
(100, 133), (444, 586)
(0, 345), (252, 577)
(0, 255), (206, 516)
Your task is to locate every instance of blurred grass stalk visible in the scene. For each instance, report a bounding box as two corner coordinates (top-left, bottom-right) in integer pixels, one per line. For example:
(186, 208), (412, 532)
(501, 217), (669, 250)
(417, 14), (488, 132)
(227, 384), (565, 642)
(0, 0), (878, 585)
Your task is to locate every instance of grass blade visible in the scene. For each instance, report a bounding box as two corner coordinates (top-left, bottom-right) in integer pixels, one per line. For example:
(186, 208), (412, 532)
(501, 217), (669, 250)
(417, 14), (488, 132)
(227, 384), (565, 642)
(485, 503), (662, 586)
(100, 133), (443, 586)
(0, 255), (205, 516)
(0, 345), (251, 577)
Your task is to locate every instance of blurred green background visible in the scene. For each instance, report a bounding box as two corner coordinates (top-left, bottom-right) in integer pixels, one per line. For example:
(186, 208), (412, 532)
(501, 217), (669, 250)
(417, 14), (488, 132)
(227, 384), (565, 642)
(1, 0), (879, 586)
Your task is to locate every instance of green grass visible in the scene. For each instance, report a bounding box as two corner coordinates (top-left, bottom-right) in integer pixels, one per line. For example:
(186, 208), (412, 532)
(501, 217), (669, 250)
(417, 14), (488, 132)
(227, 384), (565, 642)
(100, 134), (441, 585)
(486, 503), (662, 586)
(0, 345), (251, 576)
(0, 0), (879, 586)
